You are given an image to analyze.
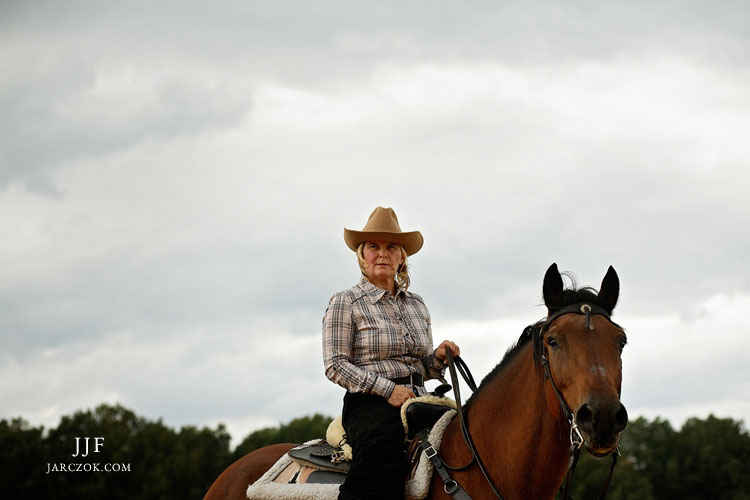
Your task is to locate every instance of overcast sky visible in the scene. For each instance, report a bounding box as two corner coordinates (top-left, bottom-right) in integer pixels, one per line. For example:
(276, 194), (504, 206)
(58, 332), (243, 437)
(2, 1), (749, 447)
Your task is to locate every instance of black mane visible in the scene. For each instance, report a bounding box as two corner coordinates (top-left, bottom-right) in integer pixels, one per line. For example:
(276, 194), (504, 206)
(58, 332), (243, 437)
(547, 272), (614, 313)
(547, 287), (608, 315)
(464, 323), (540, 408)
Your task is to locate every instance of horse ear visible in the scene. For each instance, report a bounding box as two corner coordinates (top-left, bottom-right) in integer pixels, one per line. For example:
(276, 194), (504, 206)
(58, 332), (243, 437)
(598, 265), (619, 314)
(543, 263), (564, 313)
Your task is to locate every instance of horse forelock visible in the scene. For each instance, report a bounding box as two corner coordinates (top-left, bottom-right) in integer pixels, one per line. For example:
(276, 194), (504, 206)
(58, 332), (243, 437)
(547, 286), (611, 314)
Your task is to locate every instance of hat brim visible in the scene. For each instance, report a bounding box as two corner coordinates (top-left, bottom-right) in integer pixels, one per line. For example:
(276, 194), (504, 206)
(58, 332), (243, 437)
(344, 229), (423, 256)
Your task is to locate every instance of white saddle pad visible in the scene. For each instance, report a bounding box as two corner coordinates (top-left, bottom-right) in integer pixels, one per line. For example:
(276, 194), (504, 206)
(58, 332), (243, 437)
(246, 409), (456, 500)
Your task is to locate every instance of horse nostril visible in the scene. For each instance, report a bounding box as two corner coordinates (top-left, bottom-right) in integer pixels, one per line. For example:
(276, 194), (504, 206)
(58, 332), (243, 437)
(576, 404), (596, 434)
(614, 404), (628, 433)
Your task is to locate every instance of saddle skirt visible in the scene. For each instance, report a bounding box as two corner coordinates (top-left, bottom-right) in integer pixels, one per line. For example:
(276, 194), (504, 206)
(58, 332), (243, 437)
(246, 397), (457, 500)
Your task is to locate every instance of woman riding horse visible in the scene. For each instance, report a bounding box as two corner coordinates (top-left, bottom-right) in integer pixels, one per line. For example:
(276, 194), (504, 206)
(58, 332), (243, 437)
(205, 261), (628, 500)
(323, 206), (460, 500)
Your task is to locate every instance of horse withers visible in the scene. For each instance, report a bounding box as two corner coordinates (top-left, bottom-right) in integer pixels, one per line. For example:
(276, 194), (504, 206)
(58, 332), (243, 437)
(204, 263), (628, 500)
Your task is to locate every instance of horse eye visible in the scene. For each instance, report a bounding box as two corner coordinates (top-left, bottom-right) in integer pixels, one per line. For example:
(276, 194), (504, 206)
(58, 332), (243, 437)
(618, 339), (627, 350)
(547, 337), (560, 350)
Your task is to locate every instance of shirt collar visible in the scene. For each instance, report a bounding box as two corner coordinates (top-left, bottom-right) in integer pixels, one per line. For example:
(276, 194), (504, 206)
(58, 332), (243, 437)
(358, 275), (405, 302)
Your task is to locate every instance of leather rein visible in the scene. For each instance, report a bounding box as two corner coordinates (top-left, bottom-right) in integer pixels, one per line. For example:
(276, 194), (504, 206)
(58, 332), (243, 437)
(438, 302), (620, 500)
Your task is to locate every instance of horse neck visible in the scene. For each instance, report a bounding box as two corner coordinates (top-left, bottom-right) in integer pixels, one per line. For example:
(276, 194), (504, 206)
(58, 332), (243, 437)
(441, 342), (570, 500)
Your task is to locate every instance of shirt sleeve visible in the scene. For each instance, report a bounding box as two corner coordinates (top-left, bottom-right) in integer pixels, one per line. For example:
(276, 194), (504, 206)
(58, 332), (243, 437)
(420, 308), (447, 381)
(322, 292), (396, 398)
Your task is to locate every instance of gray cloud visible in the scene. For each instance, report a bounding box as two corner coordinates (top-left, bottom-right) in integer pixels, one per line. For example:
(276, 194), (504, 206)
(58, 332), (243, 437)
(4, 0), (750, 189)
(2, 0), (750, 441)
(0, 58), (251, 190)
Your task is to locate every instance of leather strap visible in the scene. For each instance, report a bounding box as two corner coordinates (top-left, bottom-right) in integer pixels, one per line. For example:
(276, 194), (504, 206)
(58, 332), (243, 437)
(452, 355), (477, 392)
(446, 353), (506, 499)
(417, 433), (473, 500)
(390, 373), (424, 387)
(598, 452), (619, 500)
(545, 302), (611, 325)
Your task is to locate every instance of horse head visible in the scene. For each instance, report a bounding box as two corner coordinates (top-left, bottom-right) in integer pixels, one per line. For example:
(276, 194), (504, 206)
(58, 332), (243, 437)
(540, 263), (628, 457)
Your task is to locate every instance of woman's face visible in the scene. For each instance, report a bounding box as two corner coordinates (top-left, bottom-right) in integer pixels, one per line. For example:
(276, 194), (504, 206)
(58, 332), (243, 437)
(362, 241), (404, 286)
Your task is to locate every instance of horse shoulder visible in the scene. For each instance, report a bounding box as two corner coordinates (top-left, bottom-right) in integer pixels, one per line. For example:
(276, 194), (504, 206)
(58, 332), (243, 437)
(203, 443), (296, 500)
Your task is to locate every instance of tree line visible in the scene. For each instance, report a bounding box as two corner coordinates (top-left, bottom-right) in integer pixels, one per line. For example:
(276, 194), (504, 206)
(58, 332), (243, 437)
(561, 415), (750, 500)
(0, 404), (331, 500)
(1, 404), (748, 499)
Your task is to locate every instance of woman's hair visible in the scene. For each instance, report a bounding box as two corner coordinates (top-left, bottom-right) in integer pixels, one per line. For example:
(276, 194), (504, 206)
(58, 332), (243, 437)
(356, 242), (411, 291)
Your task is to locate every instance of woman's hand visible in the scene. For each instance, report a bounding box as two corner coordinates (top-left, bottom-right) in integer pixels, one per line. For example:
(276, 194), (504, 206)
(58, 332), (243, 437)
(435, 340), (461, 365)
(387, 384), (416, 408)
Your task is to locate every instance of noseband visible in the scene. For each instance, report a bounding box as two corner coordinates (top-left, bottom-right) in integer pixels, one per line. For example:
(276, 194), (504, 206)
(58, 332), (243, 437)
(536, 302), (621, 500)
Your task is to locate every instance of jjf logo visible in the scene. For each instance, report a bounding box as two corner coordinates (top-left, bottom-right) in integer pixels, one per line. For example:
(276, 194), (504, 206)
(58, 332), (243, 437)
(72, 437), (104, 458)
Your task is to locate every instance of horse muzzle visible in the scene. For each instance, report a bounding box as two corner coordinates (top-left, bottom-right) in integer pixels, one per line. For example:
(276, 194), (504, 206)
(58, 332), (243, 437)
(576, 400), (628, 457)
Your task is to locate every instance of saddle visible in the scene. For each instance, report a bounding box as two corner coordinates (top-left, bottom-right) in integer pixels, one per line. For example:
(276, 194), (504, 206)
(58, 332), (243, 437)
(247, 413), (457, 500)
(246, 393), (457, 500)
(287, 392), (457, 484)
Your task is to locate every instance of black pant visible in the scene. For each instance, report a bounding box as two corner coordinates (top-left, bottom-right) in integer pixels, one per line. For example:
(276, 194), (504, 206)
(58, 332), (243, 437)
(339, 392), (406, 500)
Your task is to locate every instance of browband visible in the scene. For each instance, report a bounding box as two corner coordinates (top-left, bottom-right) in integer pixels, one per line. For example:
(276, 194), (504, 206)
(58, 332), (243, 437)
(544, 302), (611, 330)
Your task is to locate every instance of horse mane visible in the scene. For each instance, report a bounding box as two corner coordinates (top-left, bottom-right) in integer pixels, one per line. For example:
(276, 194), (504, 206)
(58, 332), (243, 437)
(464, 323), (540, 408)
(465, 281), (608, 408)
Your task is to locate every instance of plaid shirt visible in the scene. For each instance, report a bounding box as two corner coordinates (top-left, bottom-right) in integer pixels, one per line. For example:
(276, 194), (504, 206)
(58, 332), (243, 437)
(322, 276), (445, 398)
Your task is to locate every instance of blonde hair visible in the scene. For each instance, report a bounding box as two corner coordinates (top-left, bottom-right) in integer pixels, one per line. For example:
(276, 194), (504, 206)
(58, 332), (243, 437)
(356, 242), (411, 291)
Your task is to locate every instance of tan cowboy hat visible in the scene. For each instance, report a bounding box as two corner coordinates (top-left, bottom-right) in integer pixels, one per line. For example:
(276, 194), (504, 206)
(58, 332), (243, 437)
(344, 206), (424, 256)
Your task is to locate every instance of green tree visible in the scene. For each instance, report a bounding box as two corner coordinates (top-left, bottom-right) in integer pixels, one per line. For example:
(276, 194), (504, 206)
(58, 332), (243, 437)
(561, 417), (669, 500)
(13, 407), (748, 500)
(560, 415), (750, 500)
(619, 416), (679, 500)
(232, 413), (333, 460)
(167, 425), (233, 498)
(42, 404), (146, 499)
(0, 418), (47, 500)
(2, 403), (232, 500)
(672, 415), (750, 500)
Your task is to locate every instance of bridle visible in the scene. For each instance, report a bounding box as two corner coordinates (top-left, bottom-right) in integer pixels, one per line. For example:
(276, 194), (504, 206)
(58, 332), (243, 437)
(537, 302), (621, 500)
(439, 302), (621, 500)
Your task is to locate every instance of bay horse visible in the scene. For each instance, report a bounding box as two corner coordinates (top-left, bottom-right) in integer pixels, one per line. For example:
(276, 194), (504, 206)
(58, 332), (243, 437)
(205, 264), (628, 500)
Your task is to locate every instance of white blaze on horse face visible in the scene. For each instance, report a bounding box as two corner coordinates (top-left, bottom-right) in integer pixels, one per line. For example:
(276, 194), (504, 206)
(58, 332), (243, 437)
(590, 364), (608, 377)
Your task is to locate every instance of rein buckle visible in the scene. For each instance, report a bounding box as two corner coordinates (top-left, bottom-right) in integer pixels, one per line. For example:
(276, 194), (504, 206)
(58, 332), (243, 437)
(423, 445), (439, 460)
(569, 420), (585, 450)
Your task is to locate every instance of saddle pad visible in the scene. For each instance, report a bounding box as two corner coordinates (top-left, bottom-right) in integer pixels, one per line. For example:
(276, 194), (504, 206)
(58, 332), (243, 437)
(270, 461), (345, 485)
(246, 409), (456, 500)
